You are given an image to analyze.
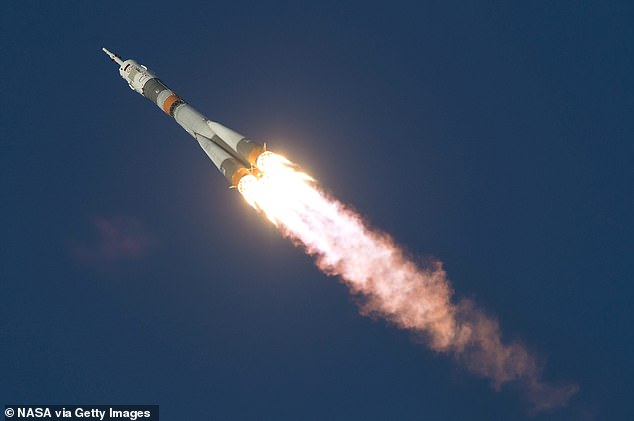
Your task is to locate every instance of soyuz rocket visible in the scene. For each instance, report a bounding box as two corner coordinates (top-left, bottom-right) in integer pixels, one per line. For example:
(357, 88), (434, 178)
(102, 48), (265, 188)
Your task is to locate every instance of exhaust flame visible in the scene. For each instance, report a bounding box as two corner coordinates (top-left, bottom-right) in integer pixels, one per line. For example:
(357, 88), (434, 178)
(240, 152), (578, 411)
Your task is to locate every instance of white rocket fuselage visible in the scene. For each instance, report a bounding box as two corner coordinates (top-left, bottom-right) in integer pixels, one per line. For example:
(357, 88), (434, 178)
(103, 48), (264, 187)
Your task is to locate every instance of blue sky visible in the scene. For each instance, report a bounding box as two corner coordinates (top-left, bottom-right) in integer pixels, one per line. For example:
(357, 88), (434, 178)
(1, 1), (633, 419)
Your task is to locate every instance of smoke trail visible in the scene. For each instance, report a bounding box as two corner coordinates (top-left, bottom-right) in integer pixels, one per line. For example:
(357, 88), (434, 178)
(239, 152), (578, 411)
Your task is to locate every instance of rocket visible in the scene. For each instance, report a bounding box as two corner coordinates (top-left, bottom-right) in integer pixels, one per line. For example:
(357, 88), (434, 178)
(102, 48), (265, 187)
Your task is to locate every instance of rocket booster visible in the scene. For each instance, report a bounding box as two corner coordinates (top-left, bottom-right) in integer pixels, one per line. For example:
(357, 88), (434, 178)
(102, 48), (265, 187)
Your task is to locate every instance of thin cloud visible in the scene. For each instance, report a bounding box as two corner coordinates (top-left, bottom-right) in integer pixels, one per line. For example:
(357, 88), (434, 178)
(71, 215), (155, 264)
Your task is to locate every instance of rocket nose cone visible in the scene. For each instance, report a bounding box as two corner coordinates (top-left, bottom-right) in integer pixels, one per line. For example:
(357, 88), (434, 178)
(102, 48), (124, 66)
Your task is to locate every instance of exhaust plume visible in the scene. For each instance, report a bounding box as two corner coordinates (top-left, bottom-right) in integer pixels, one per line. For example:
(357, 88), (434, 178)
(239, 152), (578, 411)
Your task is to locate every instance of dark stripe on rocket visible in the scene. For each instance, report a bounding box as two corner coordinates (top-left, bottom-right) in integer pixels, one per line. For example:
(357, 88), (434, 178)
(142, 78), (184, 116)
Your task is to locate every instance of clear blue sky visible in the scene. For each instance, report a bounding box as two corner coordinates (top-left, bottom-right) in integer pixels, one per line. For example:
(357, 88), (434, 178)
(1, 1), (632, 419)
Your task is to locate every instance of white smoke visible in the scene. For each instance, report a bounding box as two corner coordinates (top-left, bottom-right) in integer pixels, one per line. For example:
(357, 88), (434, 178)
(240, 153), (578, 411)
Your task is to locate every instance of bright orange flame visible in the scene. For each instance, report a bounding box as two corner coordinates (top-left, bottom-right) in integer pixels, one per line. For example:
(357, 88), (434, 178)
(238, 151), (577, 412)
(239, 152), (314, 225)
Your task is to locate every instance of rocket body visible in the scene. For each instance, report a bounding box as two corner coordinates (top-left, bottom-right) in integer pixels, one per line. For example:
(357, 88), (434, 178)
(103, 48), (264, 187)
